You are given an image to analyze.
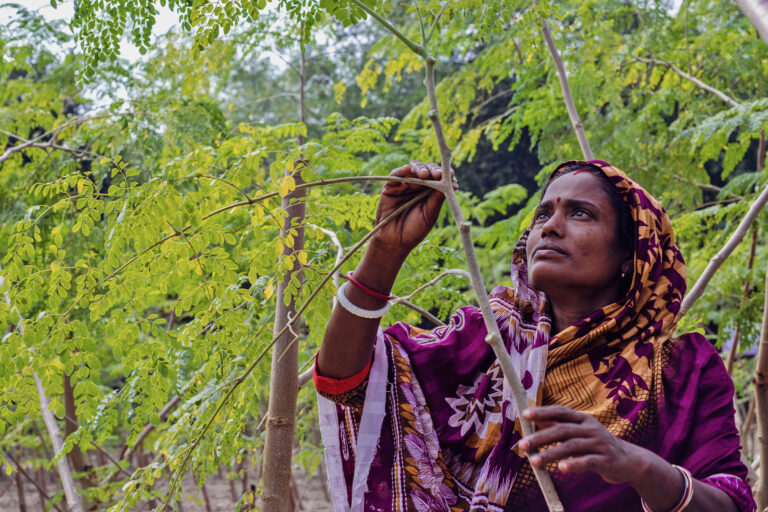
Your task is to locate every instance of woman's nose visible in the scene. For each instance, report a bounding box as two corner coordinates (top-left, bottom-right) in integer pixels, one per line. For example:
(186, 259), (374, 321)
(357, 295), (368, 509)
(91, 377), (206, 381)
(541, 213), (564, 238)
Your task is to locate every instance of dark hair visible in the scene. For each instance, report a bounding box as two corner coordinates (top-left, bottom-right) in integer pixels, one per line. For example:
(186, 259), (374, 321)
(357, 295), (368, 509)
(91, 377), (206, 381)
(543, 163), (635, 256)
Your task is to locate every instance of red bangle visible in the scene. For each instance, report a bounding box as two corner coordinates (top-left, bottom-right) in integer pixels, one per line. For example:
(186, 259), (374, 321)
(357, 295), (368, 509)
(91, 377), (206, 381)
(346, 272), (393, 301)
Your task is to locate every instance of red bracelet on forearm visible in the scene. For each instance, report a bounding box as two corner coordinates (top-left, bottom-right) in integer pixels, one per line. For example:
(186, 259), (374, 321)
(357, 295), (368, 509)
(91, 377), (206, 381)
(346, 271), (394, 301)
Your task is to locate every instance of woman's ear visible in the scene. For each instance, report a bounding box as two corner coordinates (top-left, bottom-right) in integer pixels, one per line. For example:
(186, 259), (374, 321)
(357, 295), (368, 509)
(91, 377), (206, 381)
(621, 258), (633, 278)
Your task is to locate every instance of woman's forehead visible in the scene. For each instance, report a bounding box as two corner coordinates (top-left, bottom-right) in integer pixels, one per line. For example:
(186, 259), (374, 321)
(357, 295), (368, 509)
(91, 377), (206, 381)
(543, 172), (614, 205)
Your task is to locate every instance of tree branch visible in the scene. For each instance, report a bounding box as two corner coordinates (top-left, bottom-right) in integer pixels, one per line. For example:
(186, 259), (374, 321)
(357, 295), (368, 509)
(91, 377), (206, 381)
(538, 8), (593, 160)
(425, 2), (449, 45)
(392, 269), (470, 304)
(754, 261), (768, 510)
(2, 291), (84, 512)
(636, 57), (740, 108)
(3, 451), (64, 512)
(679, 182), (768, 317)
(423, 45), (564, 512)
(348, 0), (428, 59)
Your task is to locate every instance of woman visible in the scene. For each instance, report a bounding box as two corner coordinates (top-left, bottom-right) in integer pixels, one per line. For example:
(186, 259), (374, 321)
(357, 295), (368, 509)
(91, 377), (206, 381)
(314, 160), (755, 512)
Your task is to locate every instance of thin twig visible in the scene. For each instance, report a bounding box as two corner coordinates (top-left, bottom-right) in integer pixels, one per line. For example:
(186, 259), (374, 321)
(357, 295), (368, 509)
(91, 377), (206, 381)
(636, 57), (740, 108)
(349, 0), (428, 59)
(3, 451), (64, 512)
(392, 297), (445, 326)
(538, 5), (593, 160)
(670, 174), (726, 195)
(425, 2), (449, 44)
(392, 269), (470, 304)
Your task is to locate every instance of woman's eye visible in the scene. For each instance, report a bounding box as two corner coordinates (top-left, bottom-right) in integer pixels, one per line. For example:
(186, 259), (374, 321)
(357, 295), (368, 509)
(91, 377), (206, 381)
(534, 212), (549, 221)
(572, 208), (591, 217)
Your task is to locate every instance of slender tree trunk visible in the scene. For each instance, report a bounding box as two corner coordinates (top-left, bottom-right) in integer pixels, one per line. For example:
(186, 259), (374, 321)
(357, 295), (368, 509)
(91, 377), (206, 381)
(200, 481), (212, 512)
(15, 468), (28, 512)
(63, 371), (92, 494)
(3, 291), (83, 512)
(34, 369), (83, 512)
(261, 47), (307, 512)
(241, 456), (252, 511)
(755, 262), (768, 510)
(35, 468), (46, 512)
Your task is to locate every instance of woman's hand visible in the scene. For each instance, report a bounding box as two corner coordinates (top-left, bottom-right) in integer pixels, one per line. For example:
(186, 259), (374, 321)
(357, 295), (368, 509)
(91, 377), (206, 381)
(519, 405), (740, 512)
(518, 405), (647, 484)
(372, 161), (456, 260)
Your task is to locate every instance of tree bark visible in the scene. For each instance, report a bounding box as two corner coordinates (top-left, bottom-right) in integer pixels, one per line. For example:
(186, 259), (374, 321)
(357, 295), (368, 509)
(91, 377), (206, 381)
(261, 47), (307, 511)
(35, 468), (47, 512)
(755, 262), (768, 510)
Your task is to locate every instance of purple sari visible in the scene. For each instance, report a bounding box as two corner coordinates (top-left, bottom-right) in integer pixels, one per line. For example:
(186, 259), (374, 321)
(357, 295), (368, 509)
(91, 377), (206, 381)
(316, 161), (755, 511)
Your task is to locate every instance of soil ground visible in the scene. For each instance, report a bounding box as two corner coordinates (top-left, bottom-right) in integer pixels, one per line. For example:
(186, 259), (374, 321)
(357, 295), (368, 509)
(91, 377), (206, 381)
(0, 461), (333, 511)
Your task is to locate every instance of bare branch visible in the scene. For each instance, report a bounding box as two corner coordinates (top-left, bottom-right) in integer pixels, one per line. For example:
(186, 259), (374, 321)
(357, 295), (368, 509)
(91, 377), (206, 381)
(754, 261), (768, 510)
(392, 269), (470, 304)
(670, 174), (727, 195)
(3, 451), (64, 512)
(538, 8), (593, 160)
(298, 367), (314, 388)
(391, 297), (445, 326)
(423, 43), (564, 512)
(636, 57), (740, 108)
(679, 183), (768, 317)
(307, 224), (344, 300)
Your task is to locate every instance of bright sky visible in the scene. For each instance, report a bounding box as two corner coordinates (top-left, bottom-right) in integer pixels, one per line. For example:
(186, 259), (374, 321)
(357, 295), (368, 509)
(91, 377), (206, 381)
(2, 0), (181, 63)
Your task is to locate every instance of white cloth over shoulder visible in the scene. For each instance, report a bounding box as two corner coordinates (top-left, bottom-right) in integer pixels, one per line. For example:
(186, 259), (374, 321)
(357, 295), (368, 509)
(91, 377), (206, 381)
(317, 330), (388, 512)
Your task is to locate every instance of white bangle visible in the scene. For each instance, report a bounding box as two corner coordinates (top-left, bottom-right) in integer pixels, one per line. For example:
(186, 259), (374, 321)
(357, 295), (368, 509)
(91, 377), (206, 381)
(336, 282), (390, 319)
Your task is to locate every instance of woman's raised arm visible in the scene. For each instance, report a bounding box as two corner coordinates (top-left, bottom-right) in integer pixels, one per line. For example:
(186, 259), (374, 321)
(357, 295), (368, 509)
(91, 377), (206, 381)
(316, 161), (454, 379)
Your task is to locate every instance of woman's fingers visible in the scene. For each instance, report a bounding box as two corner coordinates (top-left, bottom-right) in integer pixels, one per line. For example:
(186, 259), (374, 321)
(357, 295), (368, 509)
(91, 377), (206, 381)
(557, 455), (604, 474)
(527, 437), (600, 468)
(519, 422), (587, 453)
(523, 405), (587, 425)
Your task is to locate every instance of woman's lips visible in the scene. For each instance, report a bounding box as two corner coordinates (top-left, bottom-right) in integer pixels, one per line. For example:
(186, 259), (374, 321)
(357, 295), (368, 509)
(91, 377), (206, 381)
(533, 246), (567, 257)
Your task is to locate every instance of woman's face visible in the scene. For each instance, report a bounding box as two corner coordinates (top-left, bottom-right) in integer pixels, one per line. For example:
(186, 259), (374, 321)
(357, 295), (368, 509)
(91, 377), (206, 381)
(525, 172), (631, 303)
